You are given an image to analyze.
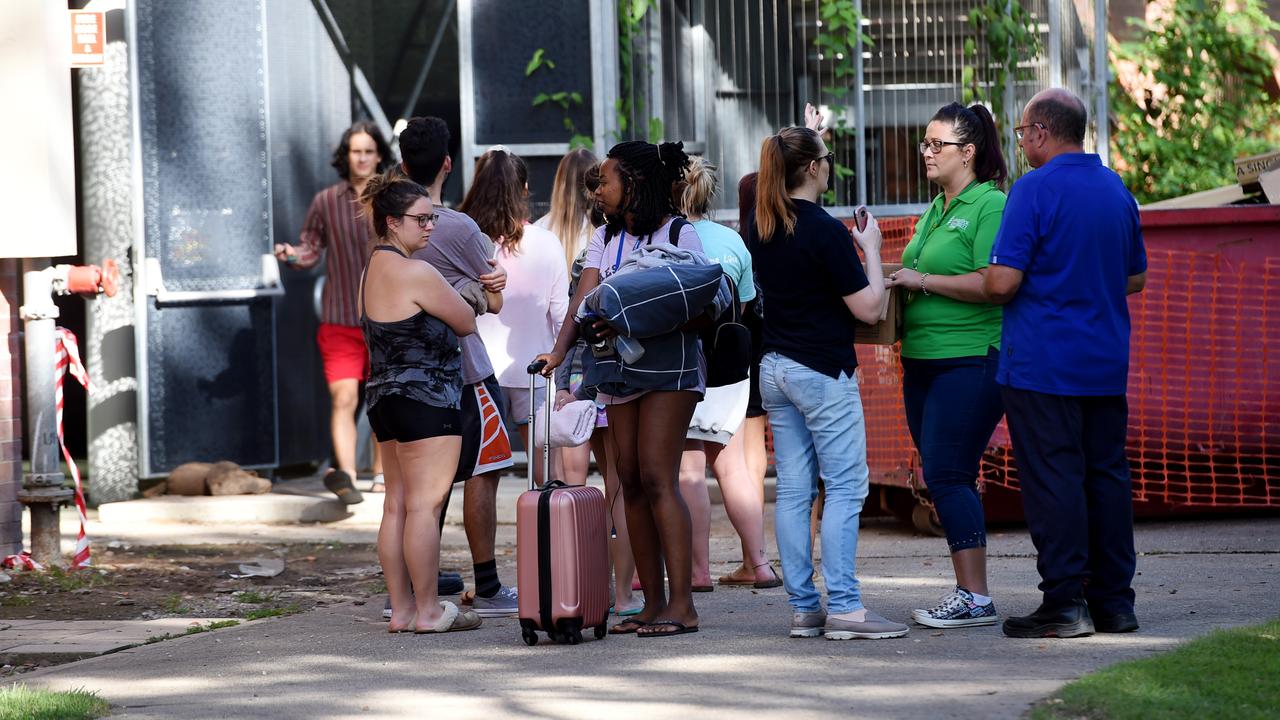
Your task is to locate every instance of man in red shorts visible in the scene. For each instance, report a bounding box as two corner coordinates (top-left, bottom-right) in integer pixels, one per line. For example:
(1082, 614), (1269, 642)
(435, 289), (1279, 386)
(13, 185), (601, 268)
(275, 121), (390, 505)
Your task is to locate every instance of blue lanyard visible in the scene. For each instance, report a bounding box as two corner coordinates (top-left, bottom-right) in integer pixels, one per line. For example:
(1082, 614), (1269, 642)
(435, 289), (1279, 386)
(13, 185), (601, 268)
(612, 232), (648, 273)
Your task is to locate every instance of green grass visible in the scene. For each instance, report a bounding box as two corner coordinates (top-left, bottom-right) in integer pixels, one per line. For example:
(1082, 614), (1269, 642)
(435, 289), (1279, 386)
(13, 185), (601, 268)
(141, 619), (240, 645)
(158, 593), (190, 614)
(234, 590), (275, 604)
(241, 603), (302, 621)
(29, 567), (102, 593)
(0, 685), (109, 720)
(2, 596), (35, 608)
(1032, 619), (1280, 720)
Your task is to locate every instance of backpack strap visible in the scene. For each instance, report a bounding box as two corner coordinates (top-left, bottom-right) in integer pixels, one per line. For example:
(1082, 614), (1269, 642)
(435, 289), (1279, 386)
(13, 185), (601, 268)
(667, 217), (690, 246)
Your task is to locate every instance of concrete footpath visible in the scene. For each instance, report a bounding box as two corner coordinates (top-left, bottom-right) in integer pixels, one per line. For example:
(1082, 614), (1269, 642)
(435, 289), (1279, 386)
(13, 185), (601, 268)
(7, 479), (1280, 719)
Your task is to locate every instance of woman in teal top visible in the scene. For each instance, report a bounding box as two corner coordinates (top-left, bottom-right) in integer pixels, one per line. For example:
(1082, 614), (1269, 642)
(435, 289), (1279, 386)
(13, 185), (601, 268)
(886, 102), (1008, 630)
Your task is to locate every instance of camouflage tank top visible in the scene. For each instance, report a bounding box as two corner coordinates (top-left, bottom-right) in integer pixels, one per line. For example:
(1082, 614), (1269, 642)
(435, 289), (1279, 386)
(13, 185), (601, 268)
(361, 245), (464, 410)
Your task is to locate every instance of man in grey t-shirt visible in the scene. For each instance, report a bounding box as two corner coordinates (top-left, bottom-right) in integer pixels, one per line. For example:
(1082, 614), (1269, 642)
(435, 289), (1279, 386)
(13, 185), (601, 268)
(399, 117), (518, 618)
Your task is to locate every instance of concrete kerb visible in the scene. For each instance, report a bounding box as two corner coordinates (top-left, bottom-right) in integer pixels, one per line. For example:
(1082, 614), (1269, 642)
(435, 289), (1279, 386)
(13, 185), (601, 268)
(88, 470), (772, 530)
(0, 618), (241, 667)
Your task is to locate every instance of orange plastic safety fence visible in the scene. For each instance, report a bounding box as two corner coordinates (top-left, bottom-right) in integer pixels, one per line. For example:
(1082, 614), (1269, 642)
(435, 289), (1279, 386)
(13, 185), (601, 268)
(852, 217), (919, 488)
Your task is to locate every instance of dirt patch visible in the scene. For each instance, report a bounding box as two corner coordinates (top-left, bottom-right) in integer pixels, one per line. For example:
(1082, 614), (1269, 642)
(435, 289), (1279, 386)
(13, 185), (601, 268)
(0, 542), (475, 622)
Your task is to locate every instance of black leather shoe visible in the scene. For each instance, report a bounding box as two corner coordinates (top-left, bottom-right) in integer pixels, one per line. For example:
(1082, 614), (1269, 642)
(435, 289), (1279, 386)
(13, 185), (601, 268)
(1094, 612), (1139, 633)
(1002, 598), (1095, 638)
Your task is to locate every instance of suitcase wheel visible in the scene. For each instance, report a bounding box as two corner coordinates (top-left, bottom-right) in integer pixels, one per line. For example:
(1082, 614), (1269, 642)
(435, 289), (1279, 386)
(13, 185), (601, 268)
(521, 628), (538, 646)
(567, 629), (583, 645)
(594, 623), (607, 640)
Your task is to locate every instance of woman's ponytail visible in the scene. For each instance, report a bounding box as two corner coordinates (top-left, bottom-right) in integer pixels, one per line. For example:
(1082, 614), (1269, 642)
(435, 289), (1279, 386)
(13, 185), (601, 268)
(968, 103), (1008, 187)
(754, 127), (822, 242)
(755, 135), (793, 242)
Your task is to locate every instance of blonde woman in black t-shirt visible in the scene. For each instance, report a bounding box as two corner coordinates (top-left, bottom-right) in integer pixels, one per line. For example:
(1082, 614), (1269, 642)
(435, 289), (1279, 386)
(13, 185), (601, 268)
(747, 126), (909, 640)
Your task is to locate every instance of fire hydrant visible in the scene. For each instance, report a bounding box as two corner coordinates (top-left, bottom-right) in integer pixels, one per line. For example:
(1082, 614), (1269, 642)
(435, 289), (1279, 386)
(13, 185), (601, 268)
(17, 260), (118, 566)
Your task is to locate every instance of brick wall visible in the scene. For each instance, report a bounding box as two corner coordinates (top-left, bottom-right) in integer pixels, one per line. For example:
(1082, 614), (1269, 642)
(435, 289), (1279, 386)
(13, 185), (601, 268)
(0, 259), (22, 556)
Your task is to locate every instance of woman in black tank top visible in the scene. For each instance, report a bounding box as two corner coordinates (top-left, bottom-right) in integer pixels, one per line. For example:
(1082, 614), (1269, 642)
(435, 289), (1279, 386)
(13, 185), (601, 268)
(358, 173), (482, 634)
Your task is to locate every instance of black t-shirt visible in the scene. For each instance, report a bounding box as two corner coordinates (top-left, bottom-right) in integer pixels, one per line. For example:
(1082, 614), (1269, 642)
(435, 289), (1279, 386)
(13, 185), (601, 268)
(746, 199), (870, 378)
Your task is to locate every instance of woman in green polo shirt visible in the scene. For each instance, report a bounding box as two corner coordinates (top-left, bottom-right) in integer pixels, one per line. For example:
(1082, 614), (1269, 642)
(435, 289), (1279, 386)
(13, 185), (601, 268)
(887, 102), (1008, 629)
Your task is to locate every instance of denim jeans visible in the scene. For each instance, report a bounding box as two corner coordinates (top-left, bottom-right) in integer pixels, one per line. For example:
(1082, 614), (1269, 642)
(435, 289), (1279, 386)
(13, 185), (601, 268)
(759, 352), (868, 614)
(901, 346), (1004, 553)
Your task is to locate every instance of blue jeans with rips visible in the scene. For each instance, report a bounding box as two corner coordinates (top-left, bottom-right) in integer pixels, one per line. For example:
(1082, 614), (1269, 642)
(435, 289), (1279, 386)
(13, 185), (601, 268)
(759, 352), (869, 615)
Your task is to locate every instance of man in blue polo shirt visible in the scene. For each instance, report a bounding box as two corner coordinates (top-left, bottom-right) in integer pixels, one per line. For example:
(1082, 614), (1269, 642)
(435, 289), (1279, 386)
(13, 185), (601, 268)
(983, 88), (1148, 639)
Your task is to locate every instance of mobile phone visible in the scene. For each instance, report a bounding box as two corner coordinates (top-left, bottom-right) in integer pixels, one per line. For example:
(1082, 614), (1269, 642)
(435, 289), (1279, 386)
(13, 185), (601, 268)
(854, 206), (870, 233)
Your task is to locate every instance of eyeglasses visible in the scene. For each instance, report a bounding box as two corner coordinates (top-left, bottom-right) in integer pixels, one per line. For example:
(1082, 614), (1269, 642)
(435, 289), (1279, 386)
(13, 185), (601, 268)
(1013, 122), (1046, 140)
(401, 212), (438, 229)
(918, 139), (966, 155)
(815, 151), (835, 166)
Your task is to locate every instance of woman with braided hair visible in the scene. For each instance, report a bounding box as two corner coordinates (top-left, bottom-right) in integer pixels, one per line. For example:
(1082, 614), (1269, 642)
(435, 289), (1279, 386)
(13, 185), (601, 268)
(535, 140), (705, 638)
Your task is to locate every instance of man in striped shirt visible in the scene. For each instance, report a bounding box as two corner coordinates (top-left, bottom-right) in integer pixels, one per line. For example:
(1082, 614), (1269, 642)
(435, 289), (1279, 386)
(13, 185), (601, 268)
(274, 121), (391, 505)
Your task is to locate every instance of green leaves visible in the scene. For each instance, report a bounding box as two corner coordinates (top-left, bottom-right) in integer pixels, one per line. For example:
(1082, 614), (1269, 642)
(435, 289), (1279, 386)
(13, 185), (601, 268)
(812, 0), (872, 202)
(528, 51), (586, 145)
(648, 117), (665, 144)
(963, 0), (1043, 123)
(524, 48), (555, 77)
(1111, 0), (1280, 203)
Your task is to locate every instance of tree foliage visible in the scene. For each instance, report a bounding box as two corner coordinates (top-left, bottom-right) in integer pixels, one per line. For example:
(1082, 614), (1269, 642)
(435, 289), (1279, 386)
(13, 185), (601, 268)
(1110, 0), (1280, 203)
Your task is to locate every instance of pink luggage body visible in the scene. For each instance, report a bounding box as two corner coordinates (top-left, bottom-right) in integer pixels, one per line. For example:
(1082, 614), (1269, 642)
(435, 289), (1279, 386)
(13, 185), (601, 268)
(517, 361), (610, 645)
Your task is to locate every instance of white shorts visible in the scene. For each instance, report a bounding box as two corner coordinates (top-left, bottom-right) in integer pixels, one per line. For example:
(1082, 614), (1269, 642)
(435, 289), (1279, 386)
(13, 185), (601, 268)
(686, 378), (750, 445)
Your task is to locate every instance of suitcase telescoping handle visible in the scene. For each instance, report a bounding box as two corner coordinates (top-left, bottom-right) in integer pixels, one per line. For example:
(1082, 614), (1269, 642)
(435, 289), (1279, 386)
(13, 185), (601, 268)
(526, 360), (555, 492)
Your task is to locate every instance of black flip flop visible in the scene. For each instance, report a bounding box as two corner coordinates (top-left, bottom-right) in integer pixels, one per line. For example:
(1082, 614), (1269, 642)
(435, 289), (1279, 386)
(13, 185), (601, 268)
(636, 619), (699, 638)
(323, 470), (364, 505)
(754, 565), (783, 589)
(609, 618), (648, 635)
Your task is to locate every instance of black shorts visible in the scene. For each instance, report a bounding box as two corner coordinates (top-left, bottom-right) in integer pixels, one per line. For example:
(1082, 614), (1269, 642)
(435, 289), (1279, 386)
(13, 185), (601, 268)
(744, 299), (766, 418)
(367, 395), (462, 443)
(746, 359), (767, 418)
(452, 375), (515, 484)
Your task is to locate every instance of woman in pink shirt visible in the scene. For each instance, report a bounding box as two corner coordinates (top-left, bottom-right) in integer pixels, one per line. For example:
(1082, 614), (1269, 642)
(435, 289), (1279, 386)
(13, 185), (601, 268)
(463, 148), (569, 487)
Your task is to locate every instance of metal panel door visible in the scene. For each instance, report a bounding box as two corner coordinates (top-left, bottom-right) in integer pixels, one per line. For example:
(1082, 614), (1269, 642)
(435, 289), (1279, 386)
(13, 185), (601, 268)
(129, 1), (280, 478)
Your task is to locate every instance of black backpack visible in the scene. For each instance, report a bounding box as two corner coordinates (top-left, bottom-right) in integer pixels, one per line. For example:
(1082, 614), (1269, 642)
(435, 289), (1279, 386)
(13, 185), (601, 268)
(701, 274), (752, 387)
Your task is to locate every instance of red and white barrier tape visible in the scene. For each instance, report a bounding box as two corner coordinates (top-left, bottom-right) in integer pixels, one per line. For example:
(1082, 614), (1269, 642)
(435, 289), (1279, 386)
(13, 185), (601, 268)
(55, 327), (92, 569)
(2, 551), (43, 571)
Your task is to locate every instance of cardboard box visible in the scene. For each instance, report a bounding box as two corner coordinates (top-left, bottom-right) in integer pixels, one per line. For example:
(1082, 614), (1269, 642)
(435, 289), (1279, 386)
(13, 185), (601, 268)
(855, 262), (902, 345)
(1235, 149), (1280, 189)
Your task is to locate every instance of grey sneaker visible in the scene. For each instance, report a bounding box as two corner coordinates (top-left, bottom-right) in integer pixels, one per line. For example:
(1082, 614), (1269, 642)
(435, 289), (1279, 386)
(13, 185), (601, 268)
(824, 610), (910, 640)
(472, 585), (519, 617)
(911, 587), (999, 628)
(790, 610), (827, 638)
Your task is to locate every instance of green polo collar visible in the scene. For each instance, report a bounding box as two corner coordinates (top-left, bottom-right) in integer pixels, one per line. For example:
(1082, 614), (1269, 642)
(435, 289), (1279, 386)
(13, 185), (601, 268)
(933, 179), (998, 210)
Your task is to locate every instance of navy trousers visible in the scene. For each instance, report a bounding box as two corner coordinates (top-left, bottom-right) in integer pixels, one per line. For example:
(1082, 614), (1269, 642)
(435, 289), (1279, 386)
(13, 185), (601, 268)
(902, 347), (1004, 553)
(1000, 387), (1137, 616)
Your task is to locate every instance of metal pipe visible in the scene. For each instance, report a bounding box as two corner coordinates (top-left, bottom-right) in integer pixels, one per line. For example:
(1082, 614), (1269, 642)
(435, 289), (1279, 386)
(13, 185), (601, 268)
(854, 0), (867, 207)
(1093, 0), (1109, 166)
(18, 261), (73, 567)
(398, 0), (457, 123)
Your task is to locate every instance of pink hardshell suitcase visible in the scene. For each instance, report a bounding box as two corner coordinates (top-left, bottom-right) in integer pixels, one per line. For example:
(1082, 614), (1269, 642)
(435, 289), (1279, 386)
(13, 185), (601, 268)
(516, 361), (610, 645)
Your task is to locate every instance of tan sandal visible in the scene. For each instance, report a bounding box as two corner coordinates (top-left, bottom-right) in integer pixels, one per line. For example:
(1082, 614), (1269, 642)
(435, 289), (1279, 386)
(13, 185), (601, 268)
(415, 601), (483, 633)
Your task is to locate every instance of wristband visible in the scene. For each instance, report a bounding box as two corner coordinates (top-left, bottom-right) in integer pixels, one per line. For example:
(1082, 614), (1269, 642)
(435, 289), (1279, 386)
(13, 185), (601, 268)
(920, 273), (931, 296)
